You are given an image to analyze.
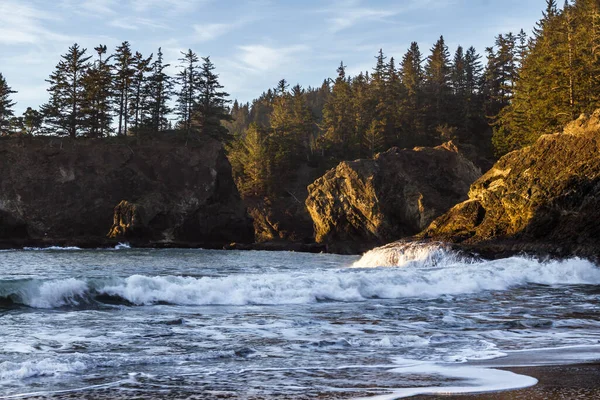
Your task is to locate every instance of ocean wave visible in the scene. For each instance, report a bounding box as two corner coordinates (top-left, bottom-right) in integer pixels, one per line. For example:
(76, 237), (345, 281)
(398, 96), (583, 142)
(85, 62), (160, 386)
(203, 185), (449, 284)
(1, 252), (599, 309)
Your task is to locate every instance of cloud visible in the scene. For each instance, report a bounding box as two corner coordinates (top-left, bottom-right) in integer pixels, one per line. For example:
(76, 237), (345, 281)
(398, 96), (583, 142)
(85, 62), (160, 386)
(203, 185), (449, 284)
(110, 17), (169, 31)
(193, 23), (237, 42)
(58, 0), (118, 16)
(129, 0), (208, 14)
(237, 44), (310, 73)
(0, 1), (71, 45)
(322, 0), (399, 33)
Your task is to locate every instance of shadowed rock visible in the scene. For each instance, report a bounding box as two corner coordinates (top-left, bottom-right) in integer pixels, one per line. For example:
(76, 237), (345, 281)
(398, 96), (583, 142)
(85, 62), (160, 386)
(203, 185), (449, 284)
(0, 136), (254, 248)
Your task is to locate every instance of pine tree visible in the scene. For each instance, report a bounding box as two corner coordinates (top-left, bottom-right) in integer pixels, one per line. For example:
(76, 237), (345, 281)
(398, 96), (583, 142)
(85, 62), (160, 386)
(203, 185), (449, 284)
(225, 100), (251, 139)
(290, 84), (316, 161)
(82, 45), (113, 137)
(424, 36), (452, 140)
(194, 56), (232, 141)
(0, 73), (17, 135)
(113, 41), (134, 136)
(129, 51), (153, 133)
(43, 44), (92, 138)
(352, 72), (374, 156)
(22, 107), (43, 135)
(364, 118), (386, 158)
(451, 46), (468, 138)
(321, 62), (358, 159)
(176, 49), (200, 136)
(269, 79), (296, 182)
(227, 123), (271, 197)
(463, 46), (485, 141)
(400, 42), (425, 146)
(146, 48), (173, 133)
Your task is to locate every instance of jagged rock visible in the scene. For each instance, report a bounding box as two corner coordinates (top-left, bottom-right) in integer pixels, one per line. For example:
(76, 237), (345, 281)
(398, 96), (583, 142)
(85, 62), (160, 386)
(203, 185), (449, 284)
(107, 200), (148, 239)
(0, 136), (254, 248)
(421, 110), (600, 259)
(305, 142), (482, 254)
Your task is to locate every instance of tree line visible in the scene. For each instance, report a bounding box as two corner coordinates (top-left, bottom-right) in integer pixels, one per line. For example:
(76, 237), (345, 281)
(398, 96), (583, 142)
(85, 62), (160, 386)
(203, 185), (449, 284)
(494, 0), (600, 154)
(1, 0), (596, 201)
(227, 31), (526, 197)
(0, 42), (230, 140)
(228, 0), (597, 200)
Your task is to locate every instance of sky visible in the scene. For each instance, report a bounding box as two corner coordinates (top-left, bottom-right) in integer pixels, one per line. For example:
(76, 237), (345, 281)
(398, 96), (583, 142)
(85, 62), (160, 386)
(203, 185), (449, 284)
(1, 0), (547, 115)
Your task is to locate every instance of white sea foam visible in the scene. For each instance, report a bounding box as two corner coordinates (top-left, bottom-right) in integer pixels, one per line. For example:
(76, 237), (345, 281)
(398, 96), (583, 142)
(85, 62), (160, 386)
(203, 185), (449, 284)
(352, 241), (461, 268)
(22, 246), (82, 251)
(98, 256), (600, 305)
(0, 359), (87, 382)
(4, 251), (599, 308)
(354, 359), (538, 399)
(27, 279), (88, 309)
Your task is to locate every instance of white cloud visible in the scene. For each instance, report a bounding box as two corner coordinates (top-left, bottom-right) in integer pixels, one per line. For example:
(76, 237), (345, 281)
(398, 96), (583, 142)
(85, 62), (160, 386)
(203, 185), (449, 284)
(129, 0), (208, 14)
(322, 0), (399, 33)
(193, 23), (236, 42)
(110, 17), (169, 31)
(0, 1), (71, 45)
(237, 44), (310, 73)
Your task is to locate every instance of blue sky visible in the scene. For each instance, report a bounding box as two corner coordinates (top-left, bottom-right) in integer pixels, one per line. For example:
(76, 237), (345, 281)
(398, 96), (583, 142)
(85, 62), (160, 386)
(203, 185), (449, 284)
(1, 0), (546, 115)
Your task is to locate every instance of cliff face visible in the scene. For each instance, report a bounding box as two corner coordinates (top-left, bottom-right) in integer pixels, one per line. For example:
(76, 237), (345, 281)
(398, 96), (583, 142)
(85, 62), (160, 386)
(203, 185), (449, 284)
(422, 111), (600, 259)
(0, 136), (254, 248)
(305, 142), (482, 254)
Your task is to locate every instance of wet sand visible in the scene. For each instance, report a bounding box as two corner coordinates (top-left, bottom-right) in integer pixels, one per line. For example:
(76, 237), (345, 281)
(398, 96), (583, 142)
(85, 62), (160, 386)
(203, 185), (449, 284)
(414, 363), (600, 399)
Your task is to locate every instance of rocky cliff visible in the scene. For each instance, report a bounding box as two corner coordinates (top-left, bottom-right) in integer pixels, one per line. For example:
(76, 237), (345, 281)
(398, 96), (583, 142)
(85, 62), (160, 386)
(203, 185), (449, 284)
(305, 142), (482, 254)
(421, 111), (600, 259)
(0, 136), (254, 248)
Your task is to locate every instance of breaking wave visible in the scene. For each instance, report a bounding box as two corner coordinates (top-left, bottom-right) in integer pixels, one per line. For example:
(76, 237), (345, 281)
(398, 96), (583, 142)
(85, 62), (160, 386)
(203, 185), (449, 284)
(1, 247), (599, 309)
(352, 241), (464, 268)
(0, 358), (87, 382)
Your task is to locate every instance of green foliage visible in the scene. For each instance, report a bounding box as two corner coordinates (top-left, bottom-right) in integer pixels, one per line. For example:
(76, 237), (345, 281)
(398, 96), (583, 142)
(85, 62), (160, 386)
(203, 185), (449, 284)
(82, 45), (113, 137)
(227, 123), (271, 197)
(495, 0), (600, 155)
(0, 73), (17, 135)
(194, 56), (232, 141)
(42, 43), (92, 138)
(113, 41), (134, 136)
(176, 49), (200, 136)
(145, 48), (173, 133)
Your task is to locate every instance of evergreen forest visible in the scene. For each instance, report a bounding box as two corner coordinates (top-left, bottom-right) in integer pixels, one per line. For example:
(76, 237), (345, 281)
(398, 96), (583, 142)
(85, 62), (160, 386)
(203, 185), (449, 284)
(0, 0), (598, 204)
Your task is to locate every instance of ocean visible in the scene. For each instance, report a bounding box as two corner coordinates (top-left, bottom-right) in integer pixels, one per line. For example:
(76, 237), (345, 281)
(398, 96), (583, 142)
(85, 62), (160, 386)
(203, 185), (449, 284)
(0, 244), (599, 399)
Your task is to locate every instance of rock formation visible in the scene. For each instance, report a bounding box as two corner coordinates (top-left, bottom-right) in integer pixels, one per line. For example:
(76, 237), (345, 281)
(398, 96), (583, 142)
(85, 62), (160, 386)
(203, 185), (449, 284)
(306, 142), (482, 254)
(421, 111), (600, 259)
(0, 136), (254, 248)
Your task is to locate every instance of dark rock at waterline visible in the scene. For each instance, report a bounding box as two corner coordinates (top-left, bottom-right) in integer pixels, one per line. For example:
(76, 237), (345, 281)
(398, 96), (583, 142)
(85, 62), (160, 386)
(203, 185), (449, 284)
(305, 142), (482, 254)
(421, 110), (600, 260)
(224, 240), (327, 253)
(0, 136), (254, 248)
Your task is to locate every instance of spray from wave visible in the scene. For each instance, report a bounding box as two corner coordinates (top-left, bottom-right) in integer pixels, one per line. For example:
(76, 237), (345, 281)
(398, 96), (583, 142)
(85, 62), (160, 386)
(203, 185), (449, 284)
(352, 241), (465, 268)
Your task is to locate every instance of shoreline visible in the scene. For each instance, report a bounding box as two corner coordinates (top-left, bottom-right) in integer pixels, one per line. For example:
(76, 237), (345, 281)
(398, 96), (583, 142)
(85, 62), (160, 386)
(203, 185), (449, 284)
(412, 362), (600, 399)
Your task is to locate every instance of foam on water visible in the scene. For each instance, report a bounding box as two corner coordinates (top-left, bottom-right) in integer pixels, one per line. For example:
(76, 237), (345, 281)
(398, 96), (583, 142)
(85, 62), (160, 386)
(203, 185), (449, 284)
(352, 241), (461, 268)
(355, 358), (538, 399)
(1, 247), (599, 399)
(2, 250), (599, 308)
(0, 359), (87, 382)
(22, 247), (83, 251)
